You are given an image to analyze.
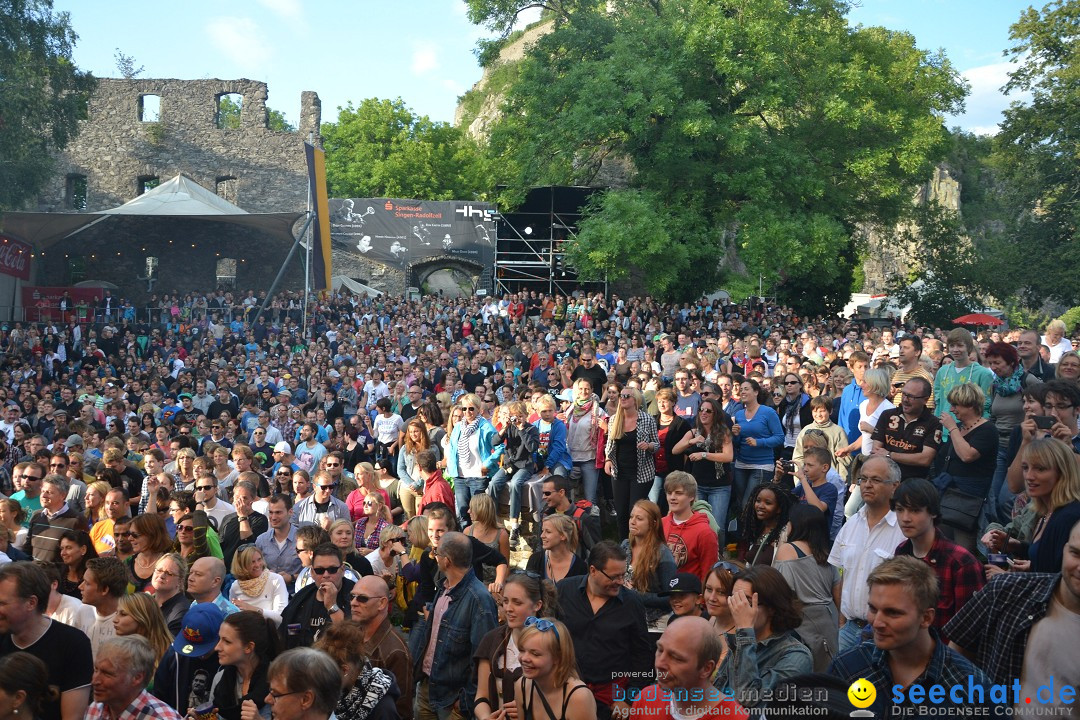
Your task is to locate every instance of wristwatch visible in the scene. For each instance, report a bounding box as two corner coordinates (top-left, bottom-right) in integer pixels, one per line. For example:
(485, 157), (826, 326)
(328, 604), (341, 614)
(237, 516), (249, 522)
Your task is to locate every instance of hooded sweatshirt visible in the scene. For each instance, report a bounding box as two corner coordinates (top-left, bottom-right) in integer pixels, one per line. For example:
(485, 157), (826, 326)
(662, 511), (719, 582)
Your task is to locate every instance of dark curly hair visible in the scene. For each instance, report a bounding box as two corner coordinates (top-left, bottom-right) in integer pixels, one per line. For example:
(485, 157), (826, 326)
(739, 482), (794, 561)
(736, 565), (803, 634)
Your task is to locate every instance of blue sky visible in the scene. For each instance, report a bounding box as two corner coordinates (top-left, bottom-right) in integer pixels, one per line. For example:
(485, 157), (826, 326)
(54, 0), (1031, 135)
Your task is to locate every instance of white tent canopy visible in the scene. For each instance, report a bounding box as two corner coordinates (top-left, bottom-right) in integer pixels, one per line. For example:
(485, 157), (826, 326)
(0, 174), (304, 249)
(332, 275), (382, 297)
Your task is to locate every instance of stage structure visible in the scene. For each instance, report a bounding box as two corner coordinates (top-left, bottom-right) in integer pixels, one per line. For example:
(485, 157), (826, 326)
(494, 186), (606, 297)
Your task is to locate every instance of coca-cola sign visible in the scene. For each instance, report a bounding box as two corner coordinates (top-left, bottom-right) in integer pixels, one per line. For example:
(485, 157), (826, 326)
(0, 234), (31, 281)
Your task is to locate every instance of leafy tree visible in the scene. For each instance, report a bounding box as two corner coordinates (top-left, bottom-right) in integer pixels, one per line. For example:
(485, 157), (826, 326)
(994, 0), (1080, 306)
(215, 95), (295, 132)
(887, 203), (1008, 327)
(0, 0), (96, 213)
(468, 0), (967, 310)
(114, 48), (143, 78)
(321, 97), (492, 200)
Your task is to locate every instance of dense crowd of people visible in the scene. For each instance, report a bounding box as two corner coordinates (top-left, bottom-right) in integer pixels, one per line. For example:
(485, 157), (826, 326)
(0, 286), (1077, 720)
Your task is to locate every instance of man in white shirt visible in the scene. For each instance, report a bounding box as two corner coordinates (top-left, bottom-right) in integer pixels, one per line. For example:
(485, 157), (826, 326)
(78, 556), (127, 657)
(193, 473), (235, 528)
(828, 455), (905, 653)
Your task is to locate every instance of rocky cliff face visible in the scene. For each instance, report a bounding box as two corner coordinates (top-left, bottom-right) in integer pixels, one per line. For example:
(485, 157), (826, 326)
(858, 164), (962, 294)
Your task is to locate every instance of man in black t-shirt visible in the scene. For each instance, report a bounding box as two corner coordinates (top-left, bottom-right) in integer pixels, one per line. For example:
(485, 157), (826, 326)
(0, 562), (92, 720)
(570, 348), (608, 397)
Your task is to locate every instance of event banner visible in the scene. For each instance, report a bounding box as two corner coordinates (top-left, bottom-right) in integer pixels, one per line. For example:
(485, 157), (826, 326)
(329, 198), (497, 270)
(22, 286), (103, 323)
(0, 234), (32, 281)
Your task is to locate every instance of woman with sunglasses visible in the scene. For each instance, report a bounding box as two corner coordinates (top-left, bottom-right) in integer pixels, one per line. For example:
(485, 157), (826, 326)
(170, 510), (211, 568)
(475, 571), (560, 720)
(270, 465), (293, 497)
(446, 393), (503, 529)
(230, 545), (289, 627)
(605, 387), (659, 540)
(776, 374), (813, 462)
(672, 397), (735, 547)
(512, 617), (595, 720)
(711, 565), (812, 709)
(353, 494), (392, 555)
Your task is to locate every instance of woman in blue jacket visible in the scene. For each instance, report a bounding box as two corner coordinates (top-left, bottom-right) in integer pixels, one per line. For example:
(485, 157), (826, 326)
(733, 379), (784, 516)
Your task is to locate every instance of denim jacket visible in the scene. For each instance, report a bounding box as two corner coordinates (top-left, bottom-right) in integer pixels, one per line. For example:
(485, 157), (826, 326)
(713, 628), (813, 708)
(408, 569), (498, 713)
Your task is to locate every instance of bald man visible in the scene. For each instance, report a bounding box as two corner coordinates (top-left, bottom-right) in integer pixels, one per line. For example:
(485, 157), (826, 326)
(351, 574), (412, 719)
(630, 616), (749, 719)
(187, 556), (240, 617)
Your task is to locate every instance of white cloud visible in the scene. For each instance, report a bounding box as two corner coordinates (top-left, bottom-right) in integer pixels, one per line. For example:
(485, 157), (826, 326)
(947, 59), (1030, 134)
(205, 17), (272, 71)
(412, 42), (439, 75)
(255, 0), (304, 22)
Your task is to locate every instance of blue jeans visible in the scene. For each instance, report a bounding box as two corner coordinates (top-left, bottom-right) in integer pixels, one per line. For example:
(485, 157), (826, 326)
(733, 467), (770, 517)
(990, 443), (1014, 525)
(487, 467), (532, 520)
(575, 461), (600, 503)
(697, 485), (732, 549)
(838, 619), (870, 653)
(454, 476), (489, 528)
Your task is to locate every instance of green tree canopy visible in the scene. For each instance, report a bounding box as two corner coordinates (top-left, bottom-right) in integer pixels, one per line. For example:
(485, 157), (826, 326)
(0, 0), (96, 213)
(321, 98), (492, 201)
(994, 0), (1080, 306)
(469, 0), (967, 310)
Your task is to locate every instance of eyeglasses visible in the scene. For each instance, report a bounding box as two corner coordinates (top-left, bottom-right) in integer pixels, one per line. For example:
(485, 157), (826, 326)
(324, 462), (340, 468)
(128, 532), (143, 539)
(154, 567), (179, 577)
(296, 547), (312, 554)
(593, 564), (626, 583)
(620, 393), (633, 399)
(858, 476), (893, 486)
(524, 616), (560, 640)
(784, 380), (800, 385)
(317, 484), (337, 490)
(1045, 403), (1074, 411)
(462, 406), (478, 412)
(699, 408), (714, 414)
(712, 560), (742, 576)
(196, 485), (215, 491)
(349, 593), (382, 603)
(541, 490), (554, 497)
(176, 525), (194, 532)
(511, 568), (542, 580)
(311, 565), (341, 575)
(277, 471), (291, 476)
(268, 689), (304, 700)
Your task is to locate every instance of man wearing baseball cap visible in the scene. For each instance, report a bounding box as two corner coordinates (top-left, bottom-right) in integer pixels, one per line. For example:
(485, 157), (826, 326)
(151, 603), (224, 715)
(270, 441), (298, 476)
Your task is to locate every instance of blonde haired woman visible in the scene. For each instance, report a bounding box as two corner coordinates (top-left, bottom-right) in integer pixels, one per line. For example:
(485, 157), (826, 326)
(1019, 437), (1080, 573)
(1043, 319), (1073, 363)
(604, 386), (659, 539)
(229, 544), (289, 626)
(113, 592), (173, 675)
(525, 514), (587, 582)
(512, 618), (596, 720)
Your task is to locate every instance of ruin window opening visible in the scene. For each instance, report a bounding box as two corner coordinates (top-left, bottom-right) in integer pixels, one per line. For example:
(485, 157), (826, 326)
(216, 258), (237, 289)
(139, 94), (161, 122)
(66, 174), (87, 210)
(216, 93), (243, 129)
(216, 176), (238, 205)
(137, 175), (160, 195)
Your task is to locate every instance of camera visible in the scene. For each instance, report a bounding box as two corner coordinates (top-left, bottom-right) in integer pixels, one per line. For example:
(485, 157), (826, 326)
(782, 461), (796, 474)
(987, 553), (1010, 569)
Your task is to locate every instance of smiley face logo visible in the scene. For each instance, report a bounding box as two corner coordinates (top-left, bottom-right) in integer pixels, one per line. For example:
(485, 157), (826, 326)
(847, 678), (876, 709)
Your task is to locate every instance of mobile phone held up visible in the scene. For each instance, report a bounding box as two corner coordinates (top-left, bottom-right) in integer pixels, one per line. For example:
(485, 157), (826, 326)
(987, 553), (1010, 569)
(1034, 415), (1056, 430)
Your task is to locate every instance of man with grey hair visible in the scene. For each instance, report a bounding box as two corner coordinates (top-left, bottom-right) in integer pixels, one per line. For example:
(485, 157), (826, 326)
(86, 636), (182, 719)
(27, 473), (87, 562)
(828, 455), (905, 653)
(409, 531), (497, 720)
(265, 647), (342, 720)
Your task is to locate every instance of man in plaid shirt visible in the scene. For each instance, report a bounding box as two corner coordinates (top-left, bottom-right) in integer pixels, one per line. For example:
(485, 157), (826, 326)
(946, 518), (1080, 710)
(85, 636), (182, 720)
(828, 556), (991, 716)
(890, 479), (984, 642)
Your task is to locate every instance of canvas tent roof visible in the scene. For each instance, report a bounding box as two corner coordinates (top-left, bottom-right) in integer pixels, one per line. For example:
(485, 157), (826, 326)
(0, 174), (305, 248)
(332, 275), (382, 297)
